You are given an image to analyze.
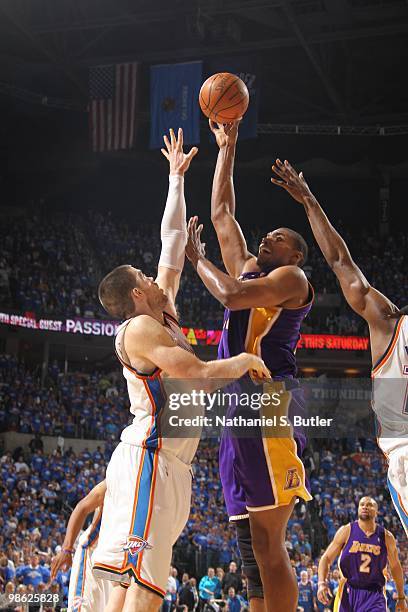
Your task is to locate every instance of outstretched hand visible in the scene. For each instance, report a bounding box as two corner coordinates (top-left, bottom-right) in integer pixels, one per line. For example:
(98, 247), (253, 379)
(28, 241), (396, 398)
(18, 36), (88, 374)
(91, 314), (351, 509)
(161, 128), (198, 175)
(271, 159), (315, 205)
(186, 216), (206, 268)
(209, 119), (241, 148)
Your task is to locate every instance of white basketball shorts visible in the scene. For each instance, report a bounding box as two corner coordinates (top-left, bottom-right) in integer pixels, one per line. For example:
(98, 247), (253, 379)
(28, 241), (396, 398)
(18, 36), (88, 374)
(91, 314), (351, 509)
(387, 444), (408, 536)
(68, 522), (112, 611)
(92, 442), (192, 598)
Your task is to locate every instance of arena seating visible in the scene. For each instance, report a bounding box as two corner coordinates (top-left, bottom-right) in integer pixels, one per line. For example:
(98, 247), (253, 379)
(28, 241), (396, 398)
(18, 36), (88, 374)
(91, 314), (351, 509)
(0, 430), (406, 607)
(1, 209), (407, 333)
(0, 355), (130, 440)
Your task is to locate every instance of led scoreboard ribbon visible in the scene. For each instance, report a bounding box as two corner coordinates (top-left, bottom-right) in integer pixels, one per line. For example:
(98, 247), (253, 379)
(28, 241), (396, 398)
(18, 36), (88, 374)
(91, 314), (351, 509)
(0, 311), (369, 351)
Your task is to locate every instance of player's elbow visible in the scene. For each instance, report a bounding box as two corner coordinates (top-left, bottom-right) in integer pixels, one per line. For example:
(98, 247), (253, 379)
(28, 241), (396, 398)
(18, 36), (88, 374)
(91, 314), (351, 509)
(211, 203), (230, 225)
(330, 254), (355, 275)
(222, 288), (244, 310)
(221, 292), (235, 310)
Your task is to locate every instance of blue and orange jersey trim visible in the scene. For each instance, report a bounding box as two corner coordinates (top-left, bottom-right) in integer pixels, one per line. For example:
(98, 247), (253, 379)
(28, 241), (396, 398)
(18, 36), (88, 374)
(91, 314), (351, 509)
(372, 316), (404, 376)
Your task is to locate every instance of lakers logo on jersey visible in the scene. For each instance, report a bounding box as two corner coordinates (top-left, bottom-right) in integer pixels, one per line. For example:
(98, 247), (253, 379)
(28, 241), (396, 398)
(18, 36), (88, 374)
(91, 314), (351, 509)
(348, 540), (381, 556)
(284, 468), (301, 490)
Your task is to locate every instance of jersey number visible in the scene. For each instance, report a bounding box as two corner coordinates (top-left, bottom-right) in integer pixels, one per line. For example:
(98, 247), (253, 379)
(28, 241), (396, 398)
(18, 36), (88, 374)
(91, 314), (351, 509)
(359, 554), (371, 573)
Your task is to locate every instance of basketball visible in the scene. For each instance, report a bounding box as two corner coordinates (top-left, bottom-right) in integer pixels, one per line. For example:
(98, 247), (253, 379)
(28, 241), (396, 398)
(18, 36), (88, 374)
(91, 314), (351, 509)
(199, 72), (249, 123)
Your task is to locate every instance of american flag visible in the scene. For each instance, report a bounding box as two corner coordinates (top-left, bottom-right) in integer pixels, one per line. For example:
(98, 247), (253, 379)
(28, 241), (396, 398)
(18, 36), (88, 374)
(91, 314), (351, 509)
(89, 63), (138, 152)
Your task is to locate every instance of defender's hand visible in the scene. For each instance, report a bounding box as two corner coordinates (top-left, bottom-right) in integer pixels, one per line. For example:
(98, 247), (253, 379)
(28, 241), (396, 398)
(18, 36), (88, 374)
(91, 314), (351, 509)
(245, 354), (271, 384)
(209, 119), (240, 148)
(161, 128), (198, 175)
(186, 216), (206, 267)
(50, 549), (73, 581)
(396, 599), (407, 611)
(271, 159), (315, 206)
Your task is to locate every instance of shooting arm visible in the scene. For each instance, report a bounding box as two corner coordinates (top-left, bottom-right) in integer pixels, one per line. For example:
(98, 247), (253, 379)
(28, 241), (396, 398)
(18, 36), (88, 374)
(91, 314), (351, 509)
(385, 530), (406, 600)
(210, 122), (254, 277)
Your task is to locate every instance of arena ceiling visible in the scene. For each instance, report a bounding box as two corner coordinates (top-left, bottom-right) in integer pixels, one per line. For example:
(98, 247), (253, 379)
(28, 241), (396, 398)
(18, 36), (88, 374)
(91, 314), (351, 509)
(0, 0), (407, 125)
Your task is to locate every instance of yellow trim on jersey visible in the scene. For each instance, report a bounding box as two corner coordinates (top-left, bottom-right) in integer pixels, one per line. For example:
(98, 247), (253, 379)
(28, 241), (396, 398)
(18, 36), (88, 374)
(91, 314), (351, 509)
(260, 382), (312, 506)
(333, 577), (346, 612)
(244, 306), (281, 356)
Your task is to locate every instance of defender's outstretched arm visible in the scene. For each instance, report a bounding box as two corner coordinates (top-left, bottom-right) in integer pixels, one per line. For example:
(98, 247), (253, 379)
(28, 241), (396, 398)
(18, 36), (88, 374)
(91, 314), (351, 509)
(156, 127), (198, 314)
(271, 159), (397, 327)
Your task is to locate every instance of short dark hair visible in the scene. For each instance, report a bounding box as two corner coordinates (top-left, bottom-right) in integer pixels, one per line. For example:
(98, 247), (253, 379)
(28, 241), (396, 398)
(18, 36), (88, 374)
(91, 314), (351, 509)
(98, 265), (137, 319)
(284, 228), (308, 266)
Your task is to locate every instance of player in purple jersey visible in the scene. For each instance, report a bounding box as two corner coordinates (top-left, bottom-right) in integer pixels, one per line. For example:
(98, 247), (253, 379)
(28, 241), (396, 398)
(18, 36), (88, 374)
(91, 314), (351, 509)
(317, 497), (406, 611)
(185, 120), (313, 612)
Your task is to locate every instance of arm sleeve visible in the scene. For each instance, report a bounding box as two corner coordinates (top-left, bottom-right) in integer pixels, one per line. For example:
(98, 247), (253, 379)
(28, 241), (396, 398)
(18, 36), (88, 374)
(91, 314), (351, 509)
(158, 174), (187, 273)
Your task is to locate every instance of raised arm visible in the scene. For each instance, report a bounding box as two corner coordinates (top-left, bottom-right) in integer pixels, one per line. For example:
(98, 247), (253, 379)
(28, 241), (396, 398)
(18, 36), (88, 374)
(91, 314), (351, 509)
(156, 128), (198, 313)
(317, 524), (349, 606)
(385, 530), (407, 610)
(186, 216), (308, 310)
(209, 120), (255, 277)
(50, 480), (106, 580)
(271, 160), (398, 331)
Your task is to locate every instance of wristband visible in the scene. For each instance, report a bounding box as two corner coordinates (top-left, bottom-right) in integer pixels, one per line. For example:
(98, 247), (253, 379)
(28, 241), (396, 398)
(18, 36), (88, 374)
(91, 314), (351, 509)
(62, 547), (74, 554)
(318, 581), (328, 586)
(397, 597), (406, 601)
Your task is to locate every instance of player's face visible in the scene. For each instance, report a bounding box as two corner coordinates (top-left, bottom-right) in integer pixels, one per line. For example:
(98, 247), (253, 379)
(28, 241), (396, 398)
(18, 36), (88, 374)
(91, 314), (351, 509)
(358, 496), (377, 520)
(257, 229), (300, 269)
(133, 269), (168, 309)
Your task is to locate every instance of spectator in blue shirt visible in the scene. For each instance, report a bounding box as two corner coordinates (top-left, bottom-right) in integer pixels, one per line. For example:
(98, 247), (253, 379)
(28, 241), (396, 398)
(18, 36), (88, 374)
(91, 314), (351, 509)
(297, 570), (315, 612)
(15, 554), (50, 586)
(226, 586), (245, 612)
(198, 567), (220, 607)
(0, 553), (15, 583)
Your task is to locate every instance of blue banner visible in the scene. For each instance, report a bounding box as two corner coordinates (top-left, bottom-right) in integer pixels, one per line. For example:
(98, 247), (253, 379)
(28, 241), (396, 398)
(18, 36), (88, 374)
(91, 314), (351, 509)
(150, 61), (203, 149)
(206, 56), (259, 140)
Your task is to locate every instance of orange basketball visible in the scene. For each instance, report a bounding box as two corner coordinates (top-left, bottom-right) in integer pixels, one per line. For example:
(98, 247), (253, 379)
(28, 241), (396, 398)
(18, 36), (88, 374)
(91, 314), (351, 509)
(199, 72), (249, 123)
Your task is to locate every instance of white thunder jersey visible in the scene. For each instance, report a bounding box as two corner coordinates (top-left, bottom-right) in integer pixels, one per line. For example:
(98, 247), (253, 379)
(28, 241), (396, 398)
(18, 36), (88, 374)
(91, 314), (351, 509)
(115, 311), (200, 464)
(371, 315), (408, 455)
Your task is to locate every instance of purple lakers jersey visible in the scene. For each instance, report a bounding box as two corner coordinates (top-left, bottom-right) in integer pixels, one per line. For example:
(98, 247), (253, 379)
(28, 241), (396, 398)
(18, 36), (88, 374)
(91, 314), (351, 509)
(339, 521), (387, 590)
(218, 271), (313, 377)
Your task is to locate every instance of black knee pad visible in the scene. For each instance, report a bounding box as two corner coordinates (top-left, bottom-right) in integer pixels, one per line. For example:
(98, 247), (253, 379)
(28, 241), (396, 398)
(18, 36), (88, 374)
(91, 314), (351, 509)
(235, 518), (264, 600)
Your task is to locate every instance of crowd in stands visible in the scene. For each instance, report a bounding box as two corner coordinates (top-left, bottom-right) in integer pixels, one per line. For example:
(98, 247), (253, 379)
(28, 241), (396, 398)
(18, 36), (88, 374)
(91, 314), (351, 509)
(0, 421), (406, 610)
(0, 355), (130, 441)
(1, 209), (407, 334)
